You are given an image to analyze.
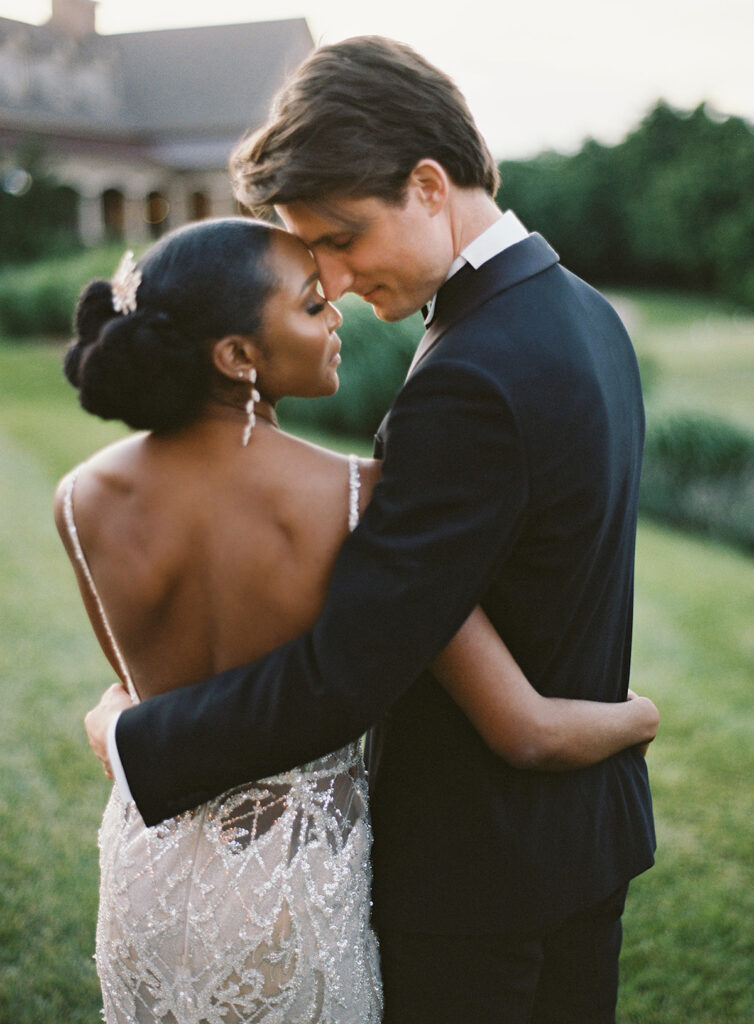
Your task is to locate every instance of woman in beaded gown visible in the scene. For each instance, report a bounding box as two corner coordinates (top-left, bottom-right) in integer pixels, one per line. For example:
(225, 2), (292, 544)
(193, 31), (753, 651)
(54, 219), (658, 1024)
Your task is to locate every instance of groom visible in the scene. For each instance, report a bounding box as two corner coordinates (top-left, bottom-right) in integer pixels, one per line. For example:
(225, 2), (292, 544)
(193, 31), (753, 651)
(86, 35), (655, 1023)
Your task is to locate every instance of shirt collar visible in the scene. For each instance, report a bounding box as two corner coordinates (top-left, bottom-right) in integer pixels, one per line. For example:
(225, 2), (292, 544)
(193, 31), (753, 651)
(424, 209), (529, 325)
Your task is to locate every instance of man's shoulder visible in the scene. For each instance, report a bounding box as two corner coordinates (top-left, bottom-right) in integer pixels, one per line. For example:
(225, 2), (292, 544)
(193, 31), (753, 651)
(435, 261), (629, 363)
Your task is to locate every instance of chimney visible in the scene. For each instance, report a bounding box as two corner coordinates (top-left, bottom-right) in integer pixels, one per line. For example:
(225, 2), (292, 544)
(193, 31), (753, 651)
(49, 0), (98, 38)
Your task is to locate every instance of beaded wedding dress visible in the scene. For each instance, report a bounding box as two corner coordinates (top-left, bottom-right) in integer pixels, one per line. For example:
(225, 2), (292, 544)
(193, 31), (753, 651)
(63, 456), (382, 1024)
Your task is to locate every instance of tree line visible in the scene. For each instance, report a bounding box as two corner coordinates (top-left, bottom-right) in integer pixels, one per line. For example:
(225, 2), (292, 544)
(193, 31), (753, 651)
(497, 100), (754, 309)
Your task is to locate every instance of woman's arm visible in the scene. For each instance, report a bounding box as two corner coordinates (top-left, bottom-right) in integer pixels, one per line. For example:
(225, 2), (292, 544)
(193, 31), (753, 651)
(431, 606), (658, 770)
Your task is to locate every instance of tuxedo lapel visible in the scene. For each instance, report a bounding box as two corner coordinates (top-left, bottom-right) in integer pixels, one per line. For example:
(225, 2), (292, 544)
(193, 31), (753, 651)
(373, 419), (387, 459)
(406, 233), (559, 379)
(374, 233), (558, 456)
(374, 233), (560, 456)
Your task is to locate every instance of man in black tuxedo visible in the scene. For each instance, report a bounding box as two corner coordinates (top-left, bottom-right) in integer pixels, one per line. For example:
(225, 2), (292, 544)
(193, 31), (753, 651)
(86, 36), (655, 1023)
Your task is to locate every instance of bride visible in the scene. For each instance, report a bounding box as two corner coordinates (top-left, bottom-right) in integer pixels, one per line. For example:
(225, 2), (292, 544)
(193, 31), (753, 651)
(54, 217), (658, 1024)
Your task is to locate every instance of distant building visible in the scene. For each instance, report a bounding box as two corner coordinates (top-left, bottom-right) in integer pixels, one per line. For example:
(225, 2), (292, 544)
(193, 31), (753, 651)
(0, 0), (313, 244)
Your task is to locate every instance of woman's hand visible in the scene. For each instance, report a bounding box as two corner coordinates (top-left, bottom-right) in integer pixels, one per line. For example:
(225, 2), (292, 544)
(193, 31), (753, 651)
(626, 689), (660, 757)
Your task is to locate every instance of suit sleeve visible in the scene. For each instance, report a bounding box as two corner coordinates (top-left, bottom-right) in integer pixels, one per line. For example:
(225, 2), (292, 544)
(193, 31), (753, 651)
(117, 356), (529, 825)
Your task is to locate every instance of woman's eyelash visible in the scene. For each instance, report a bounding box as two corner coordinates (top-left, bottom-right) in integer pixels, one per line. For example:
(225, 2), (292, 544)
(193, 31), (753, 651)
(307, 301), (326, 315)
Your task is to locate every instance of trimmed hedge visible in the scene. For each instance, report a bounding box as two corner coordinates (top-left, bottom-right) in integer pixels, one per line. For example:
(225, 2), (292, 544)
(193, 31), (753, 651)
(0, 245), (131, 338)
(640, 411), (754, 551)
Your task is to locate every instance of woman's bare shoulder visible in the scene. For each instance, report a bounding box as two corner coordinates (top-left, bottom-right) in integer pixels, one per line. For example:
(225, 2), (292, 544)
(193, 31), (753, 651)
(274, 428), (379, 477)
(54, 434), (140, 511)
(56, 433), (148, 491)
(53, 433), (156, 558)
(269, 430), (380, 506)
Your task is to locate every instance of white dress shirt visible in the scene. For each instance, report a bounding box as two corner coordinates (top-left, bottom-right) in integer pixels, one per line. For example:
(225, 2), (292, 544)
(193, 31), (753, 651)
(407, 209), (529, 378)
(107, 712), (133, 803)
(422, 209), (529, 325)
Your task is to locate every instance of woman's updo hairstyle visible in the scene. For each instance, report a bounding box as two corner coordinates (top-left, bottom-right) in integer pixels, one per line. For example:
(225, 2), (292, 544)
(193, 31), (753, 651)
(64, 218), (278, 432)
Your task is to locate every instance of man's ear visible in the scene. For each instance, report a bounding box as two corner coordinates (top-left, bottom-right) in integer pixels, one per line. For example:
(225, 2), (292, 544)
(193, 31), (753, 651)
(211, 335), (259, 382)
(408, 159), (451, 215)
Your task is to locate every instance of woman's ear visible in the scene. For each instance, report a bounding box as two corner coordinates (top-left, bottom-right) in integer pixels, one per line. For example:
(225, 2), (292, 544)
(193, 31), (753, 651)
(211, 335), (258, 382)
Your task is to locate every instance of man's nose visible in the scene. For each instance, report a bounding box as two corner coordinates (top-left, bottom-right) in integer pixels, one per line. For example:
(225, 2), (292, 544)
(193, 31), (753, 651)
(316, 253), (354, 303)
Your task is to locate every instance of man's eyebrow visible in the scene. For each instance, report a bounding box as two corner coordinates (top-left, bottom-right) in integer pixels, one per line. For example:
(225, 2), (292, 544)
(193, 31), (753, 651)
(308, 231), (349, 248)
(306, 202), (368, 246)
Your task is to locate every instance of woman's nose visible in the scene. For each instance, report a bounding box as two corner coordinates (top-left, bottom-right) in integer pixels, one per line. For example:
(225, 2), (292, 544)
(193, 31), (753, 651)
(327, 302), (344, 330)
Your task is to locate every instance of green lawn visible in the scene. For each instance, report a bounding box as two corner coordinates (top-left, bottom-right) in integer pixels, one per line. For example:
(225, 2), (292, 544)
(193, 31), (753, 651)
(0, 306), (752, 1021)
(610, 288), (754, 432)
(620, 522), (753, 1022)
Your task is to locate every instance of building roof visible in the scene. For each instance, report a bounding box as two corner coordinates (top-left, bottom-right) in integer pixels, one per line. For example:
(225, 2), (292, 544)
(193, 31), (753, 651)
(0, 14), (313, 167)
(115, 20), (313, 135)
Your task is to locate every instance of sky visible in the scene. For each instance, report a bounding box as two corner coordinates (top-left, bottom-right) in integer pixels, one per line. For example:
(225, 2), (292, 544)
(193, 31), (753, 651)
(1, 0), (752, 159)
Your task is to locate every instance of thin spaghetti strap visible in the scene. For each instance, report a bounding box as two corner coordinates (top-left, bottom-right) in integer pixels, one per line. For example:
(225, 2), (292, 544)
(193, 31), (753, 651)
(347, 454), (361, 533)
(62, 468), (139, 704)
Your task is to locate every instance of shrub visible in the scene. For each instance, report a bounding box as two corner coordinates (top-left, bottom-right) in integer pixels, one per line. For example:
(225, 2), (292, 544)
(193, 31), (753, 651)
(0, 145), (80, 264)
(0, 245), (132, 339)
(641, 412), (754, 551)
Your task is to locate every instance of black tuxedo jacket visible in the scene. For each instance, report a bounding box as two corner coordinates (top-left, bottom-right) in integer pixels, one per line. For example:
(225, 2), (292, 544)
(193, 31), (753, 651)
(116, 233), (655, 934)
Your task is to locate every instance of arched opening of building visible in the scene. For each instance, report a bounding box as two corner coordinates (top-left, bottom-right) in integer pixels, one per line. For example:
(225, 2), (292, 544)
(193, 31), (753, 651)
(102, 188), (125, 240)
(189, 191), (211, 221)
(146, 191), (170, 237)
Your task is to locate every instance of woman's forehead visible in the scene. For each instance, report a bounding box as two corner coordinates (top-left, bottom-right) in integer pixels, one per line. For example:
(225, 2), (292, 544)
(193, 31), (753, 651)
(269, 230), (319, 285)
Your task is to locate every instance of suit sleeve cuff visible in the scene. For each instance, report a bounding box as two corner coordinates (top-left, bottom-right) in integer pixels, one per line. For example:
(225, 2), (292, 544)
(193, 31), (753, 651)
(107, 712), (134, 805)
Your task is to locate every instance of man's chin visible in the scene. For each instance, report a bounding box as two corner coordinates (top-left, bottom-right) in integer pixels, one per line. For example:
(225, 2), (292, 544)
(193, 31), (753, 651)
(370, 305), (396, 322)
(368, 298), (419, 323)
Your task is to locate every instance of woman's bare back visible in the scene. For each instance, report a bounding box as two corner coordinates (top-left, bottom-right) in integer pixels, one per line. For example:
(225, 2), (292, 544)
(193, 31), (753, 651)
(60, 427), (386, 1024)
(57, 420), (379, 700)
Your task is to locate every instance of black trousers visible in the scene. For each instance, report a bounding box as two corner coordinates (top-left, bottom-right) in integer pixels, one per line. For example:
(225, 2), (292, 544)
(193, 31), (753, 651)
(377, 884), (629, 1024)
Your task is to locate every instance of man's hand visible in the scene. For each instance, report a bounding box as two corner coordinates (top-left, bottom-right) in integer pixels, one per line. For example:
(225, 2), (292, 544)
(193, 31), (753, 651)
(84, 683), (133, 779)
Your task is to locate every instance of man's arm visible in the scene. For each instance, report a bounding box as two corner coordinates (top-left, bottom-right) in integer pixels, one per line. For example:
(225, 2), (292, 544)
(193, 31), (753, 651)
(113, 358), (528, 825)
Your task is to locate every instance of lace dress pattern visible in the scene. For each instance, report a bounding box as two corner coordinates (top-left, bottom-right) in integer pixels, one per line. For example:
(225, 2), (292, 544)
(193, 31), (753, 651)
(63, 457), (382, 1023)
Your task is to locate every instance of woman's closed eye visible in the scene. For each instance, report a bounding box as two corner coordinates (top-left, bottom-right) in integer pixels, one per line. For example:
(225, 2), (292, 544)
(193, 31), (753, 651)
(306, 282), (328, 315)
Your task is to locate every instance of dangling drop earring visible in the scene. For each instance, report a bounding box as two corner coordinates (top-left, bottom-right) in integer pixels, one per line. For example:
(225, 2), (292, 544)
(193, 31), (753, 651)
(241, 368), (260, 447)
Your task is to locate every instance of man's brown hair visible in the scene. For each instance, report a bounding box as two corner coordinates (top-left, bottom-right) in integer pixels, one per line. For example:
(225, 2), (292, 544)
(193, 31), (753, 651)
(231, 35), (500, 215)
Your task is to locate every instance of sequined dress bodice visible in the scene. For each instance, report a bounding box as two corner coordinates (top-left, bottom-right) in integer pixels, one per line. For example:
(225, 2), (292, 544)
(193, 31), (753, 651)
(63, 457), (381, 1023)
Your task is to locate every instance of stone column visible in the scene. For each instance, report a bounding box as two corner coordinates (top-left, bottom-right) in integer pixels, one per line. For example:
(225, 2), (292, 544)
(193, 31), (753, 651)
(211, 171), (238, 218)
(168, 187), (190, 230)
(123, 193), (149, 244)
(76, 191), (103, 245)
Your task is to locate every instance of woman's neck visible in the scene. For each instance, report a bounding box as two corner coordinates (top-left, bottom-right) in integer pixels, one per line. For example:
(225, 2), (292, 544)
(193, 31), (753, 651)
(202, 394), (279, 431)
